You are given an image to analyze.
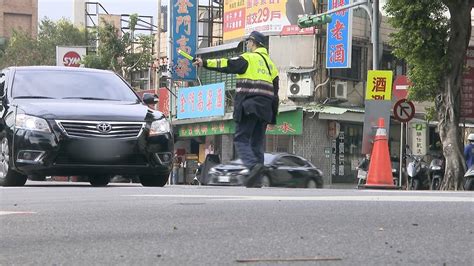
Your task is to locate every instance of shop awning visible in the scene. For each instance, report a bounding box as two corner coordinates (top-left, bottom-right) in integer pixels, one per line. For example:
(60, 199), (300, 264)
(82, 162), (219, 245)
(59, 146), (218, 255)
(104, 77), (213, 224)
(305, 105), (365, 122)
(173, 106), (302, 137)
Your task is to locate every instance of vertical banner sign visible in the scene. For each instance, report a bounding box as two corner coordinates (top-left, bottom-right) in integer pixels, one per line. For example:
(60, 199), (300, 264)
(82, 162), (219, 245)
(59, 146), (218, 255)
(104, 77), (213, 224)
(461, 47), (474, 119)
(361, 70), (393, 154)
(326, 0), (352, 69)
(177, 82), (225, 119)
(411, 122), (427, 156)
(158, 88), (170, 117)
(172, 0), (197, 80)
(331, 132), (345, 177)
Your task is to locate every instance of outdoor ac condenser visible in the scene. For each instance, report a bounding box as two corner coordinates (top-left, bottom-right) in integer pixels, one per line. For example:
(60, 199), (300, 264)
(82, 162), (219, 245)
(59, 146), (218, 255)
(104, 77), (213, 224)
(332, 81), (348, 99)
(287, 72), (314, 97)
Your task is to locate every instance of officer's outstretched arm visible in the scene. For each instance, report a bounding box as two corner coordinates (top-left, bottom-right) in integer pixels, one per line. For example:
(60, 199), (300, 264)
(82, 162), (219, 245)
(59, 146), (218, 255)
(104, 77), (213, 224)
(203, 56), (248, 74)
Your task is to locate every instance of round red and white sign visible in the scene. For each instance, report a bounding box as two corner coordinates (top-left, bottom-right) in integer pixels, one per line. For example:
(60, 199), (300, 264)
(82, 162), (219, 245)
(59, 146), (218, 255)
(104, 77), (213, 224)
(62, 51), (82, 67)
(393, 99), (415, 123)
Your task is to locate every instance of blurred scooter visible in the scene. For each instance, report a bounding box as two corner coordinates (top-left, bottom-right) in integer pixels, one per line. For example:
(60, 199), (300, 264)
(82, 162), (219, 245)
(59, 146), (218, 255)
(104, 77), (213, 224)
(428, 155), (445, 190)
(464, 165), (474, 191)
(356, 155), (370, 187)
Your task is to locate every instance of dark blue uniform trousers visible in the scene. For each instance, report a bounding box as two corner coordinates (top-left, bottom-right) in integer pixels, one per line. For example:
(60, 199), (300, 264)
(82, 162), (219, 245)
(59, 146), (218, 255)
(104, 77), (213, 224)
(234, 113), (267, 170)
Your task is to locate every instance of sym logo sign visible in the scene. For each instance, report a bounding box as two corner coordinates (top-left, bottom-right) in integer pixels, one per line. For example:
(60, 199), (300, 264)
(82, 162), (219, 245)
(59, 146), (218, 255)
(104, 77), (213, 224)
(56, 46), (86, 68)
(63, 51), (82, 67)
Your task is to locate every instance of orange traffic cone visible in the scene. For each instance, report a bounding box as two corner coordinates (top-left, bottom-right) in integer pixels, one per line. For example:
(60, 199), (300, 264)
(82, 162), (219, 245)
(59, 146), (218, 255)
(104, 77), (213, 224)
(364, 118), (397, 189)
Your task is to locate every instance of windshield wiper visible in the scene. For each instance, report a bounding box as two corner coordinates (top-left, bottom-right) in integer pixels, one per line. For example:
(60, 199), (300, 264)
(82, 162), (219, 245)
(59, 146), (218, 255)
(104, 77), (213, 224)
(14, 96), (55, 99)
(62, 97), (111, 101)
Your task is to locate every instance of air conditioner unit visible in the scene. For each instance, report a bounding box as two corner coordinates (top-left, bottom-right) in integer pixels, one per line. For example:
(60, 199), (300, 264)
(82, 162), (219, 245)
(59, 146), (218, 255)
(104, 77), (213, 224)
(332, 81), (347, 99)
(287, 72), (314, 97)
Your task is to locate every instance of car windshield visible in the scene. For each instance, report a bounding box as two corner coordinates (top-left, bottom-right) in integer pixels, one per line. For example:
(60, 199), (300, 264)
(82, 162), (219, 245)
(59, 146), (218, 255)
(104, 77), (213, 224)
(11, 70), (139, 102)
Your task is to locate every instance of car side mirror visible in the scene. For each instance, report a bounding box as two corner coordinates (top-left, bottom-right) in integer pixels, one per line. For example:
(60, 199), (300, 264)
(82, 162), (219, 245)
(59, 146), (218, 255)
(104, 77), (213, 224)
(143, 93), (158, 105)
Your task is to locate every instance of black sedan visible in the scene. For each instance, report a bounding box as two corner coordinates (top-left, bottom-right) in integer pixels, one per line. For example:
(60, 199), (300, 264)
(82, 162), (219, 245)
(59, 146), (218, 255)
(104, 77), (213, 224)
(0, 66), (173, 187)
(207, 153), (323, 188)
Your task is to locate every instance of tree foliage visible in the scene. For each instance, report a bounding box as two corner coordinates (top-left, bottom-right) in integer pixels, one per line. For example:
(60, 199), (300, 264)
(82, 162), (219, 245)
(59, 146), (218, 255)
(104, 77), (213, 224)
(0, 18), (86, 68)
(82, 17), (153, 82)
(385, 0), (472, 189)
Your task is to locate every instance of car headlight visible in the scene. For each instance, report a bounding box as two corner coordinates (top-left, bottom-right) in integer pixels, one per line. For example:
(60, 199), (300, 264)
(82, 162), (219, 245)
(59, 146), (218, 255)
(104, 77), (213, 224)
(238, 168), (250, 175)
(208, 168), (217, 174)
(431, 166), (441, 170)
(150, 119), (170, 136)
(316, 169), (323, 176)
(15, 114), (51, 133)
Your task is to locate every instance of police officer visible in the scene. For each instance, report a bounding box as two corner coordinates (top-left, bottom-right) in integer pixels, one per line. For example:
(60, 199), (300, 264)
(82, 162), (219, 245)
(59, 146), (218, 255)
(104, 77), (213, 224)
(193, 31), (279, 187)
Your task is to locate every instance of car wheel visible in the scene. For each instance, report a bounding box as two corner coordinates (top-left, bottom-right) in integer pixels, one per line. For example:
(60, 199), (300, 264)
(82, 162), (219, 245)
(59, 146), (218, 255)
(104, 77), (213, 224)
(89, 175), (110, 187)
(0, 133), (27, 187)
(315, 176), (323, 188)
(306, 178), (317, 188)
(261, 174), (271, 187)
(140, 174), (169, 187)
(464, 178), (474, 191)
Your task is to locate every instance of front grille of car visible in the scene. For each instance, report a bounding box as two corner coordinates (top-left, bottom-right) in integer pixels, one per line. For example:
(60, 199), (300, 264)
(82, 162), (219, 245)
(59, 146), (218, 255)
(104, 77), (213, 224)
(56, 120), (145, 139)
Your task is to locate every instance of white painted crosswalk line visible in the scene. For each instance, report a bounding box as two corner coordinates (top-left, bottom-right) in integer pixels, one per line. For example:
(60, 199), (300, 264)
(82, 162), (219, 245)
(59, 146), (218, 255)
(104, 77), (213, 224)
(0, 211), (37, 216)
(124, 194), (473, 202)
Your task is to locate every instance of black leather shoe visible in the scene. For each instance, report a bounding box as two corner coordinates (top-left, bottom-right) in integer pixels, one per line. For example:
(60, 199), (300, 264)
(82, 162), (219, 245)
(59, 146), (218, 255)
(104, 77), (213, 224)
(245, 163), (264, 188)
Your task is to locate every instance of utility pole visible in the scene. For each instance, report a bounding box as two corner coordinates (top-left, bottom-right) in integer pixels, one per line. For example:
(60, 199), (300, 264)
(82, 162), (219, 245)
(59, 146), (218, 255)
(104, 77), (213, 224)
(155, 0), (162, 93)
(372, 0), (379, 70)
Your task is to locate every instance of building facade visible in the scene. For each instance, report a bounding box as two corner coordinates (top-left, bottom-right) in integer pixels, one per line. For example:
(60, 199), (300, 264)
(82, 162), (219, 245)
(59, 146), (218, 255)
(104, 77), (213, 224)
(0, 0), (38, 41)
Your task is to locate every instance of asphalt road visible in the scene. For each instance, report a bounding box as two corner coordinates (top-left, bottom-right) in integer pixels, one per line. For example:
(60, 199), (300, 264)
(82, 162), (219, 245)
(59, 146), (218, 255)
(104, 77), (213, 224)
(1, 182), (473, 265)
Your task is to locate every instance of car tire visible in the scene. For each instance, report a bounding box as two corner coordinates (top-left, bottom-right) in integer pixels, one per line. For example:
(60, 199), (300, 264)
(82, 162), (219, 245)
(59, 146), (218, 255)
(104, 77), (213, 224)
(464, 178), (473, 191)
(0, 133), (27, 187)
(261, 174), (271, 187)
(315, 176), (323, 188)
(306, 178), (317, 188)
(140, 174), (169, 187)
(89, 175), (110, 187)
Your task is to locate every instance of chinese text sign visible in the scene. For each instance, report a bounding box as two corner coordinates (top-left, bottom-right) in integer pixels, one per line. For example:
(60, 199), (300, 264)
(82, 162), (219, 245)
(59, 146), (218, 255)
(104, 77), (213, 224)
(172, 0), (197, 80)
(366, 70), (393, 101)
(223, 0), (315, 41)
(411, 122), (427, 156)
(326, 0), (352, 69)
(177, 82), (226, 119)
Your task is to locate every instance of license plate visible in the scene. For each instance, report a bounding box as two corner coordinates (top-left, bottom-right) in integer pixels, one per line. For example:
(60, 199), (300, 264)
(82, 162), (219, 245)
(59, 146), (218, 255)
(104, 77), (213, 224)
(218, 176), (230, 182)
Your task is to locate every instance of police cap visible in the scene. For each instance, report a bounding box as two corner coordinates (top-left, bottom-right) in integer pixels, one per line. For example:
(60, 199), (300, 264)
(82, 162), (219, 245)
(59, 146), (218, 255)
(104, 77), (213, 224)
(246, 31), (266, 46)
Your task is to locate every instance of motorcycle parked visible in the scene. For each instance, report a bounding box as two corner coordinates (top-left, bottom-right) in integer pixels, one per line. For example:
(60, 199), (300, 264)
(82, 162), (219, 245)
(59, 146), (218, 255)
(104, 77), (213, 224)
(356, 156), (370, 187)
(391, 157), (401, 187)
(406, 153), (430, 190)
(428, 155), (445, 190)
(464, 165), (474, 191)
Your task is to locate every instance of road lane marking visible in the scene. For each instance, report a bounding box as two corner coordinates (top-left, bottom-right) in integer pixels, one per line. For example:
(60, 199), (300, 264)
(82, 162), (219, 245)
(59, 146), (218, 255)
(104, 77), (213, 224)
(0, 211), (37, 216)
(124, 194), (473, 202)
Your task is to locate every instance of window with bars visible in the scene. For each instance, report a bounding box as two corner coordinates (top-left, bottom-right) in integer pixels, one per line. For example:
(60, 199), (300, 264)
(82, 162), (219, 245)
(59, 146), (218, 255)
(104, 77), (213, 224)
(329, 46), (365, 81)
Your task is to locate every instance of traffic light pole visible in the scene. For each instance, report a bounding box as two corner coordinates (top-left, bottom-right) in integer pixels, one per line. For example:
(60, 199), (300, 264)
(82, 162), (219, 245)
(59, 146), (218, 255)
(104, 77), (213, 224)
(298, 0), (379, 70)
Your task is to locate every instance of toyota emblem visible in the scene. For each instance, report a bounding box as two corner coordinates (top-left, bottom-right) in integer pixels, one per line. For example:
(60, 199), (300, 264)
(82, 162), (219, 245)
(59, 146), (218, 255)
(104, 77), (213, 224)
(96, 122), (112, 133)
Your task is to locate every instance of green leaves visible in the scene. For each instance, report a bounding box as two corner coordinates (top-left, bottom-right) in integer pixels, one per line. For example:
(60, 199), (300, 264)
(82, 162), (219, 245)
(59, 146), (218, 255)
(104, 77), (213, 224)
(0, 18), (86, 68)
(82, 20), (154, 82)
(385, 0), (449, 101)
